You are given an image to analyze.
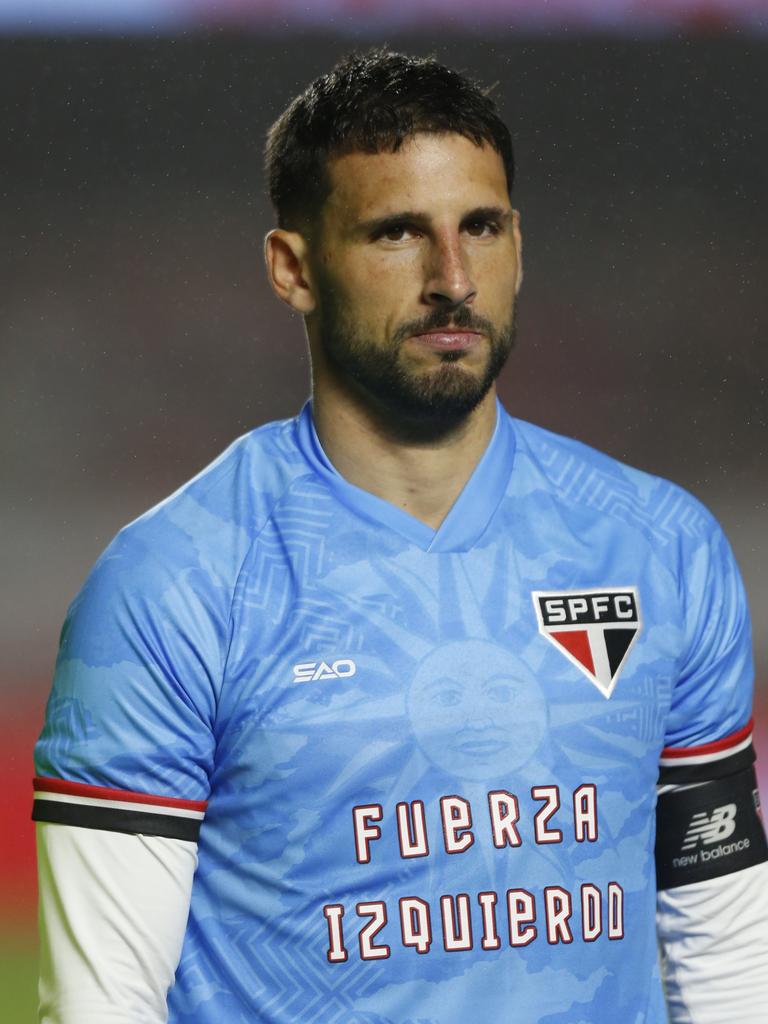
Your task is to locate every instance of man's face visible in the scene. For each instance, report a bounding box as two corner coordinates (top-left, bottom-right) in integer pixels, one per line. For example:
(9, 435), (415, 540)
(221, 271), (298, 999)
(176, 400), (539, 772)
(307, 133), (522, 425)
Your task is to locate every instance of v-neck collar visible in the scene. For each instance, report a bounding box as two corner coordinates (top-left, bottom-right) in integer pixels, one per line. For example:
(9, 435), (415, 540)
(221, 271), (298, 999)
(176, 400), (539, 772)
(293, 398), (516, 554)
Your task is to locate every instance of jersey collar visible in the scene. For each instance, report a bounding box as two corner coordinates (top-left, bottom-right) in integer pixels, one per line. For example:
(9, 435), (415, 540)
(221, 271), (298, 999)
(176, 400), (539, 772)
(294, 398), (515, 553)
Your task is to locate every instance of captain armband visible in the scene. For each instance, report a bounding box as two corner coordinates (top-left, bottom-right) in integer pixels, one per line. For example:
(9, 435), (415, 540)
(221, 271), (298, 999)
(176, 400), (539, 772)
(655, 766), (768, 890)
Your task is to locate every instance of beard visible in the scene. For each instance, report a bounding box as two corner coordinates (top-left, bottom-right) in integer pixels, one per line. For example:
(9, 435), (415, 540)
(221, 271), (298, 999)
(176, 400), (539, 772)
(316, 289), (518, 432)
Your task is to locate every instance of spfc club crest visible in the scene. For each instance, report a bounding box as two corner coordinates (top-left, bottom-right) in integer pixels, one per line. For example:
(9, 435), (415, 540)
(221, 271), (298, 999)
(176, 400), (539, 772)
(532, 587), (642, 699)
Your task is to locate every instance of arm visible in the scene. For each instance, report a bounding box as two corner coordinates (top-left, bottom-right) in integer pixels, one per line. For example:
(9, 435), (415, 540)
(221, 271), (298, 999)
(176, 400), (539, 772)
(657, 859), (768, 1024)
(655, 768), (768, 1023)
(37, 823), (196, 1024)
(32, 509), (228, 1020)
(656, 496), (768, 1019)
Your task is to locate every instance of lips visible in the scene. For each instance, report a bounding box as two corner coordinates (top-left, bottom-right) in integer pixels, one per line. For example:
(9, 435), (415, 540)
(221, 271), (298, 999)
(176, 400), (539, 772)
(411, 330), (482, 351)
(457, 737), (507, 757)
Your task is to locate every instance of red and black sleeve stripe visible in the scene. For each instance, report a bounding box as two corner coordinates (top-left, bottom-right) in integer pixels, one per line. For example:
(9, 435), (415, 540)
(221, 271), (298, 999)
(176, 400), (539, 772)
(658, 718), (755, 785)
(32, 777), (208, 843)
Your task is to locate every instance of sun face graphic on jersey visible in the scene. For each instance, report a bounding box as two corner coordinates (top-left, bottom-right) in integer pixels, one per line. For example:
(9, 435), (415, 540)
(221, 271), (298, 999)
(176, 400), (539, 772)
(407, 639), (547, 781)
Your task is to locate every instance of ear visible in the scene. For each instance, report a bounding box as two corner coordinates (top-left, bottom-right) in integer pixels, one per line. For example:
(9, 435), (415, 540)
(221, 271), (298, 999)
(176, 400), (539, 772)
(511, 209), (523, 294)
(264, 229), (316, 314)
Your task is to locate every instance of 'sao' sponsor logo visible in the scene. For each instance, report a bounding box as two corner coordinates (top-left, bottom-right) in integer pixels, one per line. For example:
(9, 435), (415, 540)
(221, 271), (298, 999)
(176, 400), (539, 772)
(293, 659), (357, 683)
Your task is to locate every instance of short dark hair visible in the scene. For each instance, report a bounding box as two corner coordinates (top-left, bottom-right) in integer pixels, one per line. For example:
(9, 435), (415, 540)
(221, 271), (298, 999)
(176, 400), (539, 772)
(265, 47), (515, 230)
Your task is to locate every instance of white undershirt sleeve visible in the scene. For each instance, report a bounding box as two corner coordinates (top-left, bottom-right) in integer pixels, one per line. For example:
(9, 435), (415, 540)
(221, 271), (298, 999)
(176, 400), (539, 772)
(657, 859), (768, 1024)
(37, 822), (197, 1024)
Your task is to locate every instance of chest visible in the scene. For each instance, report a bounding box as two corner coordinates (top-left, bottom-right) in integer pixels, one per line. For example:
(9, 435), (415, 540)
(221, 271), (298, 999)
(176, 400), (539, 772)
(217, 517), (682, 809)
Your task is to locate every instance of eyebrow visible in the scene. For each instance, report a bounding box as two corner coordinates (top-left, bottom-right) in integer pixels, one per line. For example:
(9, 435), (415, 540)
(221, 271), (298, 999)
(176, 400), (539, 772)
(356, 205), (513, 236)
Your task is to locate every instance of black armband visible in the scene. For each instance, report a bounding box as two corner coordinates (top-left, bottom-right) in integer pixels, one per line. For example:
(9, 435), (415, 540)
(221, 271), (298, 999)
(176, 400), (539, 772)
(655, 766), (768, 890)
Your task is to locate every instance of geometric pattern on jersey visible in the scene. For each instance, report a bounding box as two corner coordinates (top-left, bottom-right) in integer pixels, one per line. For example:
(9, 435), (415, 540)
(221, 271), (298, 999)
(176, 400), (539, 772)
(34, 398), (758, 1024)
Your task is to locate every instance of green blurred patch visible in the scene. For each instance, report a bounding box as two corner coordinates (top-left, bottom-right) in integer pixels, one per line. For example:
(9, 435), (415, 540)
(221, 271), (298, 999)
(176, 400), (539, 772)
(0, 931), (38, 1024)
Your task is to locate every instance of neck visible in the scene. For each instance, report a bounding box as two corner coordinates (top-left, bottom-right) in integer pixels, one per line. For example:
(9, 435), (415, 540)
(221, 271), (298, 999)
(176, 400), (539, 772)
(310, 370), (498, 531)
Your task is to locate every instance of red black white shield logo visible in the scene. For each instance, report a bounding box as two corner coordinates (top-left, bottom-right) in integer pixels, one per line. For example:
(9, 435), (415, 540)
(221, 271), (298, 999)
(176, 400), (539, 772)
(532, 587), (641, 699)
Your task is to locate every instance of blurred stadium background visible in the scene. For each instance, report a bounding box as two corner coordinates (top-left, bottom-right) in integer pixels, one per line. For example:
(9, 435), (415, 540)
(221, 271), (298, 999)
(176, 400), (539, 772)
(1, 1), (767, 1019)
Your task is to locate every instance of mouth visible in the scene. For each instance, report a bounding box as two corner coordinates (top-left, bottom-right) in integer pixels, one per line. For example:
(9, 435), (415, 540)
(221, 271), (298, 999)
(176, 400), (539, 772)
(456, 736), (507, 757)
(410, 330), (483, 352)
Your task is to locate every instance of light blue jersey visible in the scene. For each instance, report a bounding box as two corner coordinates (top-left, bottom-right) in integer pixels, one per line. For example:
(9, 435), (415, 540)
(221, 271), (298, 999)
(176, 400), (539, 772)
(34, 400), (756, 1023)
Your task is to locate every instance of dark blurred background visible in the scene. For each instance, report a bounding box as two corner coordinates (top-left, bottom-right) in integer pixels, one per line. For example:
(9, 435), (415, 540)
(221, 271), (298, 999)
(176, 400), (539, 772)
(2, 1), (767, 1019)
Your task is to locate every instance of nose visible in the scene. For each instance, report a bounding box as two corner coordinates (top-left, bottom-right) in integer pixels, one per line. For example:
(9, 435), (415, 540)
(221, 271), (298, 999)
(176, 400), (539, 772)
(422, 232), (477, 308)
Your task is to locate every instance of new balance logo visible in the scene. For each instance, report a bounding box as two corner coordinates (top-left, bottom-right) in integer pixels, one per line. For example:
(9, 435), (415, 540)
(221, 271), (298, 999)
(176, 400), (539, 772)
(293, 659), (357, 683)
(681, 804), (737, 850)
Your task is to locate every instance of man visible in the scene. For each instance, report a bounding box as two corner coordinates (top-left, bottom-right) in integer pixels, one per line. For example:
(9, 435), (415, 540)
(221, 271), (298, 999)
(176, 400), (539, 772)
(33, 48), (768, 1023)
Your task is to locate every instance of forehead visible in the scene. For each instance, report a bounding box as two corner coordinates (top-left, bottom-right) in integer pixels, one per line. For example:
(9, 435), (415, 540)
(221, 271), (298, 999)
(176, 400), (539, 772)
(323, 133), (510, 222)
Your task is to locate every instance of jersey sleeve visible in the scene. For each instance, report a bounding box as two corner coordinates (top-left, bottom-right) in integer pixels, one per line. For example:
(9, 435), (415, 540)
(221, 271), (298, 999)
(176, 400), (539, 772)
(659, 505), (755, 786)
(655, 504), (767, 894)
(33, 503), (231, 833)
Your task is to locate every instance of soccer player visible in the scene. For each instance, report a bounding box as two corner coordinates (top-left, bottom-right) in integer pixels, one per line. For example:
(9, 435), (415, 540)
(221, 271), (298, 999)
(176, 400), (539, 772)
(33, 49), (768, 1023)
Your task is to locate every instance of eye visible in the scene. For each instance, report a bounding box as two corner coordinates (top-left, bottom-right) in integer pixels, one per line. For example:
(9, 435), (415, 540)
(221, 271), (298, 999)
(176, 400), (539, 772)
(465, 218), (501, 238)
(374, 222), (420, 242)
(435, 687), (462, 708)
(486, 683), (515, 704)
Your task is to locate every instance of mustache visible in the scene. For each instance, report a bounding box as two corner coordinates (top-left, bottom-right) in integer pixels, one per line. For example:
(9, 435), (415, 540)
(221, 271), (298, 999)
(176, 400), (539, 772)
(393, 306), (496, 343)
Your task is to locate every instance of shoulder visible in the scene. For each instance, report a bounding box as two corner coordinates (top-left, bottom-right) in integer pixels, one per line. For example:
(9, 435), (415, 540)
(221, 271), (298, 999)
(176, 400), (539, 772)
(65, 414), (312, 641)
(508, 414), (720, 549)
